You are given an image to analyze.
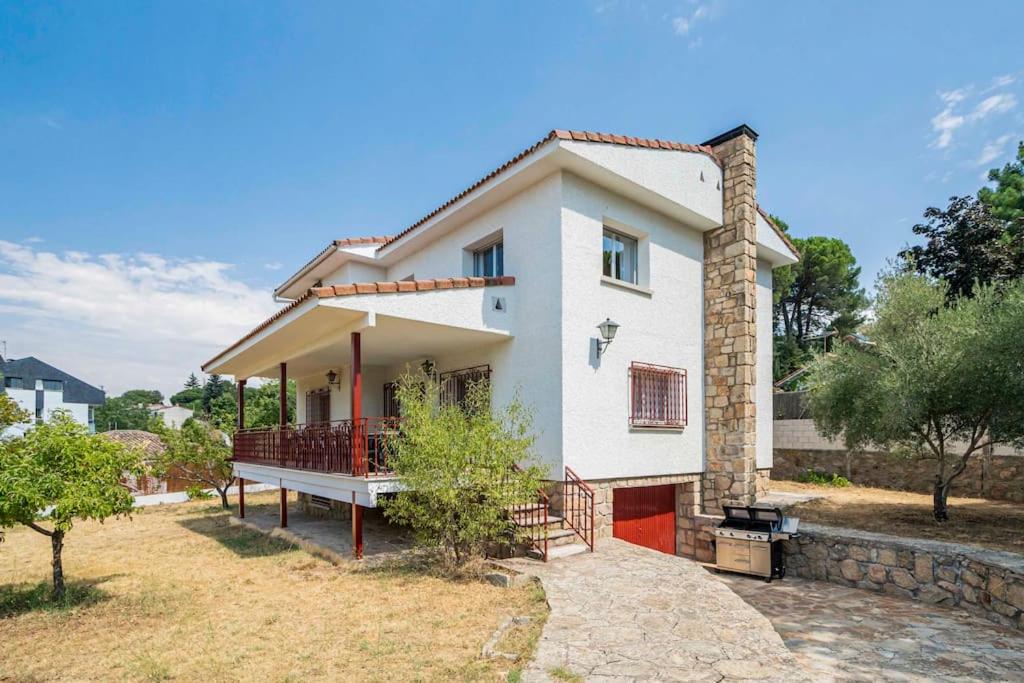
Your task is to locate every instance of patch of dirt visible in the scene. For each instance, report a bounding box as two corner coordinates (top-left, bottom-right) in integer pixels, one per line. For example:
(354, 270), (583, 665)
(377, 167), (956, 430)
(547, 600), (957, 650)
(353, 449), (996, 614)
(772, 480), (1024, 554)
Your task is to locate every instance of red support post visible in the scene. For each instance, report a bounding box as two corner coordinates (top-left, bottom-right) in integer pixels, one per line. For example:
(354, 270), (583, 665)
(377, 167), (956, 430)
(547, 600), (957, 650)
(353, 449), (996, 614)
(352, 492), (363, 559)
(351, 332), (362, 475)
(280, 486), (288, 528)
(279, 363), (289, 516)
(237, 378), (246, 518)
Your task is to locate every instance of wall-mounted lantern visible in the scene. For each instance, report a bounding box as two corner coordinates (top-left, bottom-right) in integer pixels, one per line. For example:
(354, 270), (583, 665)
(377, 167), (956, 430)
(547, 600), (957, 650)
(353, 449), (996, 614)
(326, 369), (340, 388)
(596, 318), (620, 356)
(420, 358), (436, 377)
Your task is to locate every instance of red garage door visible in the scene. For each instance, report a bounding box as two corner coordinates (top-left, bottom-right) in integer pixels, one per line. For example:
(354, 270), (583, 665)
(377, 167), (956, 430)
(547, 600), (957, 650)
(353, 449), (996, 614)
(612, 484), (676, 555)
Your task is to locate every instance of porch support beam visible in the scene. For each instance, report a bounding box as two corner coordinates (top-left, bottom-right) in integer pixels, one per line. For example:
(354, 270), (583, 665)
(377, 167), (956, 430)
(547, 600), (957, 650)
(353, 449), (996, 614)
(279, 363), (288, 527)
(237, 378), (246, 518)
(351, 333), (364, 559)
(352, 492), (363, 560)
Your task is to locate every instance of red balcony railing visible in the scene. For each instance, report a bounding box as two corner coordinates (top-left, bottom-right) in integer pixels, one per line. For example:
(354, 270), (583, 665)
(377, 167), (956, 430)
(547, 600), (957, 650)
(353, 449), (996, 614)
(233, 417), (402, 476)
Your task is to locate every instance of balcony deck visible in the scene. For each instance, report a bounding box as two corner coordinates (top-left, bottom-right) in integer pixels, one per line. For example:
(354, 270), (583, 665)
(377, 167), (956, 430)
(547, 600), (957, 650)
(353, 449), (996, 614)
(234, 417), (401, 478)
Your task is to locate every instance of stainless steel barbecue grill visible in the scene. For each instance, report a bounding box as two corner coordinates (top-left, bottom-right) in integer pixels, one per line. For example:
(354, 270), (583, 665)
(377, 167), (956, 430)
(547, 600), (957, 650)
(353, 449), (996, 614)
(712, 505), (799, 582)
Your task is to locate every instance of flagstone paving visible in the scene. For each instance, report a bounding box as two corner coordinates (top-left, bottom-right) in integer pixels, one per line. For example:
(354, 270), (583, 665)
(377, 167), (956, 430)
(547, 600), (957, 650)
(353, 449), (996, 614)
(500, 539), (808, 682)
(718, 571), (1024, 681)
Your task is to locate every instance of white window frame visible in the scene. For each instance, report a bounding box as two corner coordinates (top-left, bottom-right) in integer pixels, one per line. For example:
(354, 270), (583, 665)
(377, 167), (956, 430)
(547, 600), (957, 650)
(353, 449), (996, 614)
(603, 228), (638, 285)
(472, 241), (504, 278)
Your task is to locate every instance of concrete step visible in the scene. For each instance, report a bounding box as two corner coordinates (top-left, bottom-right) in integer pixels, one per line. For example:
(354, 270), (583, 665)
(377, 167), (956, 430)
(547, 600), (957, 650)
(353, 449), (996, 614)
(527, 543), (590, 561)
(511, 513), (564, 528)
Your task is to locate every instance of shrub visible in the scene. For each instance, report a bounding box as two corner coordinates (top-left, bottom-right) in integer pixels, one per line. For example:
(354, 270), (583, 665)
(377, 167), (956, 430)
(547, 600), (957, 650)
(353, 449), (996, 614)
(383, 372), (545, 566)
(796, 469), (851, 487)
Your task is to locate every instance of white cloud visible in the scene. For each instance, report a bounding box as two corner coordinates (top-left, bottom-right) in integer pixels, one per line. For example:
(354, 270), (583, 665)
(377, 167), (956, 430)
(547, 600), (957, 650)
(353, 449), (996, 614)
(973, 93), (1016, 119)
(264, 261), (283, 271)
(0, 241), (277, 397)
(671, 3), (710, 37)
(983, 73), (1018, 93)
(930, 85), (1017, 149)
(976, 134), (1016, 166)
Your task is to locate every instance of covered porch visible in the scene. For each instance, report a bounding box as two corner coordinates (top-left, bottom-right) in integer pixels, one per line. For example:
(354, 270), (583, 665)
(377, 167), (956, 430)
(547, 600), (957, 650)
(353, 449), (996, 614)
(202, 276), (516, 558)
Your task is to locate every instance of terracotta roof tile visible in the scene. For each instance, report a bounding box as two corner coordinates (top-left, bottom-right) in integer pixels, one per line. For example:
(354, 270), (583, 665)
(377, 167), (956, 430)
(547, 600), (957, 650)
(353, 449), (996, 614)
(274, 235), (392, 296)
(203, 276), (515, 372)
(376, 129), (722, 253)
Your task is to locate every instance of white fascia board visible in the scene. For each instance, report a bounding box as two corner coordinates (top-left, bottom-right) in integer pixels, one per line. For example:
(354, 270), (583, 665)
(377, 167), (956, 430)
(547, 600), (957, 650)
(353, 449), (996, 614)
(233, 462), (403, 507)
(203, 296), (321, 375)
(756, 212), (799, 267)
(374, 139), (563, 263)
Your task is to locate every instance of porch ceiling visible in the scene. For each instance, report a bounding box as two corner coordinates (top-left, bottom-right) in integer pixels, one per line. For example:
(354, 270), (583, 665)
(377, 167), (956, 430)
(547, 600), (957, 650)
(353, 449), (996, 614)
(211, 304), (510, 381)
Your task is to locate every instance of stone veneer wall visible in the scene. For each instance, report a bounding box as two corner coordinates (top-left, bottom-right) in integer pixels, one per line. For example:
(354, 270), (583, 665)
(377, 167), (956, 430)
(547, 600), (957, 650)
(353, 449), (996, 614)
(785, 524), (1024, 632)
(556, 474), (702, 541)
(702, 128), (759, 514)
(297, 491), (352, 521)
(774, 447), (1024, 503)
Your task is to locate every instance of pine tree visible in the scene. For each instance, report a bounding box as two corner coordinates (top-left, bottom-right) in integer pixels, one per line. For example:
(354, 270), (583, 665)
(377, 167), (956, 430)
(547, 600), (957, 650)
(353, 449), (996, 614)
(184, 373), (200, 390)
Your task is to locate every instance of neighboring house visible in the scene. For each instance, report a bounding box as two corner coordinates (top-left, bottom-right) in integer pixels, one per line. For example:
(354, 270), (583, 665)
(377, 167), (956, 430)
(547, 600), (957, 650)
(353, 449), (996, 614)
(149, 403), (194, 429)
(202, 124), (799, 560)
(101, 429), (195, 494)
(1, 356), (105, 437)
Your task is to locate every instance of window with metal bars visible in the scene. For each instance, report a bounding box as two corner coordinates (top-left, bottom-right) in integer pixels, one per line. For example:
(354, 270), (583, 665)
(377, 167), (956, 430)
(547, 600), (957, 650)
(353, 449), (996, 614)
(629, 362), (687, 428)
(439, 365), (491, 410)
(305, 388), (331, 424)
(383, 382), (400, 418)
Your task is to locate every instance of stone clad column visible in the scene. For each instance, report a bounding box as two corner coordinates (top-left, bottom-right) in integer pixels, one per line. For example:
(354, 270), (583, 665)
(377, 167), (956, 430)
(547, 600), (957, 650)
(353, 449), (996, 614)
(701, 124), (759, 515)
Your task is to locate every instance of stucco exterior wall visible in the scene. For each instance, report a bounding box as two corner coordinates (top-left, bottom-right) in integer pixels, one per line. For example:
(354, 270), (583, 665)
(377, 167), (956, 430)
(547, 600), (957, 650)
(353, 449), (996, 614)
(2, 387), (92, 436)
(323, 261), (386, 286)
(558, 172), (704, 480)
(755, 261), (773, 470)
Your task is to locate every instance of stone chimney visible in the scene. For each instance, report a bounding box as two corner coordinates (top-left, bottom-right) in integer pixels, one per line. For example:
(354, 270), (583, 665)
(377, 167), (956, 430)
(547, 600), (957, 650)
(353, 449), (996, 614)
(701, 124), (759, 515)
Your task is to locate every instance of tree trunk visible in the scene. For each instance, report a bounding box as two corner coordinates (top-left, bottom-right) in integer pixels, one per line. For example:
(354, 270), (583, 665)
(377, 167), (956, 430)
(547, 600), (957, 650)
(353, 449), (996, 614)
(51, 530), (66, 601)
(217, 487), (230, 509)
(932, 481), (950, 523)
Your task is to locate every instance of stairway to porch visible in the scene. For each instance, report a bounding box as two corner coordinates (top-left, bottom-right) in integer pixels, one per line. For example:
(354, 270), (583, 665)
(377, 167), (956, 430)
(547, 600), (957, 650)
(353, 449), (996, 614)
(507, 466), (596, 562)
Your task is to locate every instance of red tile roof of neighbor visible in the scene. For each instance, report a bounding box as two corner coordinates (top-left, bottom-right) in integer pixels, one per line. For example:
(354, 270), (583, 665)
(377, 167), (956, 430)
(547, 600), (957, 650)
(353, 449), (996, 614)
(100, 430), (166, 459)
(202, 276), (516, 372)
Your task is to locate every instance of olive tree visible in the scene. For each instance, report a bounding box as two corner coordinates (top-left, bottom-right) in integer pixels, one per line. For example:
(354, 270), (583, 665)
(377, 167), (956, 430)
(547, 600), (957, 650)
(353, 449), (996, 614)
(809, 274), (1024, 521)
(0, 411), (142, 599)
(153, 419), (235, 509)
(383, 373), (545, 566)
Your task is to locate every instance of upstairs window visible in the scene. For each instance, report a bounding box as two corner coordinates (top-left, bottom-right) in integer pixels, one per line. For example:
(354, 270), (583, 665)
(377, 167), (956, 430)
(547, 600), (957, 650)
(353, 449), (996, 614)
(603, 229), (638, 284)
(629, 362), (687, 429)
(383, 382), (400, 418)
(473, 242), (504, 278)
(3, 377), (24, 389)
(42, 379), (64, 392)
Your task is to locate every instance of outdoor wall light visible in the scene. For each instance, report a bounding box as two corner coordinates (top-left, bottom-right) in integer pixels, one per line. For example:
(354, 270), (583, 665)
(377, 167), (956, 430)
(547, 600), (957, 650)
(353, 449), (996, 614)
(420, 359), (436, 377)
(326, 369), (340, 388)
(596, 318), (620, 356)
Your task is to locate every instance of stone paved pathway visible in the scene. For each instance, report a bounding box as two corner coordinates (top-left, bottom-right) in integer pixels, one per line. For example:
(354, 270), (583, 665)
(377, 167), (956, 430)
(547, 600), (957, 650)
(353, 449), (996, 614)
(718, 572), (1024, 681)
(501, 539), (808, 682)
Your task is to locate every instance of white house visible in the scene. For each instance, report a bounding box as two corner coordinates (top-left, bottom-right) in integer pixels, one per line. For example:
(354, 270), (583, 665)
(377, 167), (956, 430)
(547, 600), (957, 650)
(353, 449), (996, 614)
(148, 403), (195, 429)
(1, 356), (106, 437)
(202, 124), (799, 560)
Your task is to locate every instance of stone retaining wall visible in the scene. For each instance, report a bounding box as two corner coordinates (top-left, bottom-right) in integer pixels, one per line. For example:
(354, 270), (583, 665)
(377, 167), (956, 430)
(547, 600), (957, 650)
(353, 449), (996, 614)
(773, 419), (1024, 502)
(784, 524), (1024, 631)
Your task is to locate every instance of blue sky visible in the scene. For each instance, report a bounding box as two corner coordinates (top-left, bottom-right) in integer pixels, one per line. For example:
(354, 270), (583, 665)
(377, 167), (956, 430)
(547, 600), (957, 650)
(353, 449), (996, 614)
(1, 1), (1022, 395)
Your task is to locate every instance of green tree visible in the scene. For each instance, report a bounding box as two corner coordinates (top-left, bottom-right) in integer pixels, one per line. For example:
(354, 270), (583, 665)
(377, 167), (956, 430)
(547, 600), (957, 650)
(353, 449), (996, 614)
(201, 374), (226, 414)
(808, 274), (1024, 522)
(900, 195), (1024, 299)
(245, 381), (295, 429)
(383, 373), (545, 566)
(184, 373), (201, 390)
(979, 140), (1024, 230)
(771, 218), (867, 380)
(119, 389), (163, 406)
(170, 386), (203, 411)
(153, 419), (235, 509)
(93, 396), (153, 432)
(1, 393), (31, 434)
(0, 411), (142, 599)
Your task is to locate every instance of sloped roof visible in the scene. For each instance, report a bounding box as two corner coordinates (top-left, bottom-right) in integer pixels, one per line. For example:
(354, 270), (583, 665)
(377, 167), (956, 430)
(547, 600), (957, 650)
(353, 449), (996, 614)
(0, 356), (105, 405)
(202, 275), (516, 372)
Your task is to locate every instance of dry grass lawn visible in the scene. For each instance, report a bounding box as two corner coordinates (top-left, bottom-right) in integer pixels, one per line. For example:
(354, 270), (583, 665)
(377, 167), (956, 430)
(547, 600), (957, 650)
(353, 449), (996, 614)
(0, 491), (546, 682)
(773, 480), (1024, 555)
